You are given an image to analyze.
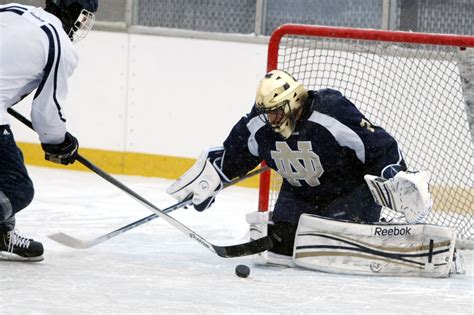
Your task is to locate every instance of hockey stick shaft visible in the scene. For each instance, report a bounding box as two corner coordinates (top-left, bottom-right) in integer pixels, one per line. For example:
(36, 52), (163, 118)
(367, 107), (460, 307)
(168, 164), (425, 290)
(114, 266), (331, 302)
(49, 166), (268, 249)
(75, 155), (272, 257)
(9, 108), (273, 257)
(7, 107), (33, 128)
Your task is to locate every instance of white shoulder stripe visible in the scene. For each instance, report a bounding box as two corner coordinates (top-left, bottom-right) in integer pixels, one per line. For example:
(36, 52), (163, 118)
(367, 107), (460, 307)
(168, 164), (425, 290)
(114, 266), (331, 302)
(246, 115), (266, 157)
(309, 111), (366, 163)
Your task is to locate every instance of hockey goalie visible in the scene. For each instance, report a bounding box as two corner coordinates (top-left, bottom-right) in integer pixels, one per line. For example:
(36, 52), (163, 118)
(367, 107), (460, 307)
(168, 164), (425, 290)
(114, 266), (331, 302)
(167, 70), (464, 278)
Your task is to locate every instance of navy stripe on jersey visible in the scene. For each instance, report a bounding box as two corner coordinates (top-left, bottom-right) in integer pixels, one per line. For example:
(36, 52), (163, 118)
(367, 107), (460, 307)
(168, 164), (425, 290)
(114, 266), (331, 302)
(50, 25), (66, 122)
(34, 24), (66, 122)
(34, 26), (55, 102)
(0, 5), (27, 15)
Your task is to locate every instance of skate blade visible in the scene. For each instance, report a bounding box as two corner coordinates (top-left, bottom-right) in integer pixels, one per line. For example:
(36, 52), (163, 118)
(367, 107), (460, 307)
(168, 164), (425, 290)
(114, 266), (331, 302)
(0, 251), (44, 262)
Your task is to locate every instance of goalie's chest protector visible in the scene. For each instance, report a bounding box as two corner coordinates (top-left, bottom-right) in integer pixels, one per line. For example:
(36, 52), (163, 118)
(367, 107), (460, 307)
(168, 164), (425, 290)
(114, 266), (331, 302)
(256, 109), (366, 197)
(242, 89), (399, 201)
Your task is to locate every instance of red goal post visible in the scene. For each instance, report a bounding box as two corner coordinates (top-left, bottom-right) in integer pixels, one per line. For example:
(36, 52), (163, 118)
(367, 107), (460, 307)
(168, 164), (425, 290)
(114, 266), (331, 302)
(258, 24), (474, 247)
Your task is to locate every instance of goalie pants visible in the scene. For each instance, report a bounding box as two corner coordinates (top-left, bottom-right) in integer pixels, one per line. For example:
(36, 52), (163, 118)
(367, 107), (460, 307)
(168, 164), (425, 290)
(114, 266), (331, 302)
(0, 125), (34, 233)
(269, 182), (381, 256)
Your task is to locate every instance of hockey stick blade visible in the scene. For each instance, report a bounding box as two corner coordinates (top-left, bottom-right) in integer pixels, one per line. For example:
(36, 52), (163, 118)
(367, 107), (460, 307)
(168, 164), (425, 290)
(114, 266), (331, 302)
(213, 235), (273, 258)
(47, 215), (159, 249)
(48, 232), (93, 249)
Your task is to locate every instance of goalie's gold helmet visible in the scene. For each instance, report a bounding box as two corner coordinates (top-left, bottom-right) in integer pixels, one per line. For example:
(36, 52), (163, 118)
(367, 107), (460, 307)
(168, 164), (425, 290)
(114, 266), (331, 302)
(255, 70), (308, 139)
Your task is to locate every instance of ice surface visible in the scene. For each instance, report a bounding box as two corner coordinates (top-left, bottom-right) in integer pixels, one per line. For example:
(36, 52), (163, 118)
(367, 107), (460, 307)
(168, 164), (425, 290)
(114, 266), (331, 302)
(1, 166), (472, 314)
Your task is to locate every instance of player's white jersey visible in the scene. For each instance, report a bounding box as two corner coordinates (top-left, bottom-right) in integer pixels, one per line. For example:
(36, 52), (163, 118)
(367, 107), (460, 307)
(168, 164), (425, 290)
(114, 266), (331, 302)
(0, 4), (78, 144)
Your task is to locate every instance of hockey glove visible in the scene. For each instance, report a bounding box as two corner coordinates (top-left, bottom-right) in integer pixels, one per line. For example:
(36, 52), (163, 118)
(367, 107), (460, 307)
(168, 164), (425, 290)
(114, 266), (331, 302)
(364, 170), (432, 223)
(41, 132), (79, 165)
(166, 147), (227, 211)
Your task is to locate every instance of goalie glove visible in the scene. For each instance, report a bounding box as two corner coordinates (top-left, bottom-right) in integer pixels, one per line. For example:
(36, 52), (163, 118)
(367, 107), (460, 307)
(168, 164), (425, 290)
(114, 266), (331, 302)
(364, 170), (432, 224)
(166, 147), (228, 211)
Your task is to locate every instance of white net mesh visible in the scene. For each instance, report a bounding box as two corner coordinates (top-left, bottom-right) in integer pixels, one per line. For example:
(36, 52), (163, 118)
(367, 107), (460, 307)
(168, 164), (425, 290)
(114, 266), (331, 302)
(264, 27), (473, 243)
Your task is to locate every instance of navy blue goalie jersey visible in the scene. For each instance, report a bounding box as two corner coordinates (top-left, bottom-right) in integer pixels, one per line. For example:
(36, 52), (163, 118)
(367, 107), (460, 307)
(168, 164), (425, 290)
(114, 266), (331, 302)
(222, 89), (406, 214)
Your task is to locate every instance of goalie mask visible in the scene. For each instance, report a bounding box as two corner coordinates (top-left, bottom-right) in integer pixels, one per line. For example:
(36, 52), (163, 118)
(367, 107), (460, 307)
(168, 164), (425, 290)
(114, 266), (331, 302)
(45, 0), (98, 42)
(255, 70), (308, 139)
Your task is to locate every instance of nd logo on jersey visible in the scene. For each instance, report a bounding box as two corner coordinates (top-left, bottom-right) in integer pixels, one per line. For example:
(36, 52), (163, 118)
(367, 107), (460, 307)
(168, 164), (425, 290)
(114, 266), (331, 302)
(270, 142), (324, 187)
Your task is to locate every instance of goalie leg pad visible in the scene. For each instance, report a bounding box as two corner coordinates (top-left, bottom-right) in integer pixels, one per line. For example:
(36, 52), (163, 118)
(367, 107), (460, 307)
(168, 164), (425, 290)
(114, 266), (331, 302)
(292, 214), (456, 278)
(246, 211), (269, 241)
(246, 211), (296, 267)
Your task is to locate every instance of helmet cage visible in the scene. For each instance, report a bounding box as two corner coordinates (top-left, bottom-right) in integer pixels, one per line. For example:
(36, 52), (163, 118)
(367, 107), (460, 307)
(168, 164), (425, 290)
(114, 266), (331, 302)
(256, 100), (291, 131)
(68, 9), (95, 43)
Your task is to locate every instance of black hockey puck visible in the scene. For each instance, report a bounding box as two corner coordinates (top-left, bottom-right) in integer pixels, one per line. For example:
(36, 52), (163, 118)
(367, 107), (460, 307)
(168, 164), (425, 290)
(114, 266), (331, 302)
(235, 264), (250, 278)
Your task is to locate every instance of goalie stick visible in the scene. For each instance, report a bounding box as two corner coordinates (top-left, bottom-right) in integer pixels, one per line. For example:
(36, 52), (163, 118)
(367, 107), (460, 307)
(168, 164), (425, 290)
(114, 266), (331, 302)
(8, 108), (273, 258)
(48, 166), (269, 249)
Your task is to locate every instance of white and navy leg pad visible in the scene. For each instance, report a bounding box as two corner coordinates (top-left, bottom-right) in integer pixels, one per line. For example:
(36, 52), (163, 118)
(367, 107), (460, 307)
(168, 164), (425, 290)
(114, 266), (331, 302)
(293, 214), (456, 278)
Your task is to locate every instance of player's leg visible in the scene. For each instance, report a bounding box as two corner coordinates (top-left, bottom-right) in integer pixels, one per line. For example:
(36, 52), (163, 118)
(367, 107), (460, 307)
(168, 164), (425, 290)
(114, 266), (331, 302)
(247, 189), (314, 266)
(260, 183), (379, 266)
(269, 188), (316, 256)
(0, 125), (43, 261)
(322, 182), (382, 223)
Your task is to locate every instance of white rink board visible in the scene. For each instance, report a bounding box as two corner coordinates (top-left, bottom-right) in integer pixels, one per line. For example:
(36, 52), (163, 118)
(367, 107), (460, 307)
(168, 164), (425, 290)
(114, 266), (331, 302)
(10, 30), (267, 158)
(126, 33), (267, 157)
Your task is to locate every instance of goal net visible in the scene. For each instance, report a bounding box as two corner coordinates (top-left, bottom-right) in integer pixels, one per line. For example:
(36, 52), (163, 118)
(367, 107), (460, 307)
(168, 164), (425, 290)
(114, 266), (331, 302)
(258, 24), (474, 248)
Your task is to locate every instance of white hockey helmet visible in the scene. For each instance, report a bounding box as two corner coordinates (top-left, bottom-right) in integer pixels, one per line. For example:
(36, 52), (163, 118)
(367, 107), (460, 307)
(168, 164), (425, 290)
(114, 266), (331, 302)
(255, 70), (308, 139)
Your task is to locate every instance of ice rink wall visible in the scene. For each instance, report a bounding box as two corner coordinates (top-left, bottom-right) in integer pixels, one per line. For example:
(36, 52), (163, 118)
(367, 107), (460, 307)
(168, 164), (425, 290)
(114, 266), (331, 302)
(5, 0), (472, 188)
(11, 30), (268, 187)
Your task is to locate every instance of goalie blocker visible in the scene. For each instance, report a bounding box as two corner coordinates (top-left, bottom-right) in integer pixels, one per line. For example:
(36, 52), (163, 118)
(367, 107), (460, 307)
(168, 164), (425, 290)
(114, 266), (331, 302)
(166, 147), (229, 211)
(248, 213), (463, 278)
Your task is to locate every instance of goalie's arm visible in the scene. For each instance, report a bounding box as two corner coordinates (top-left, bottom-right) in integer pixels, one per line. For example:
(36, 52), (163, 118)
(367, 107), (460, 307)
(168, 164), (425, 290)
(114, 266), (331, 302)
(329, 95), (433, 223)
(221, 111), (263, 180)
(358, 132), (432, 223)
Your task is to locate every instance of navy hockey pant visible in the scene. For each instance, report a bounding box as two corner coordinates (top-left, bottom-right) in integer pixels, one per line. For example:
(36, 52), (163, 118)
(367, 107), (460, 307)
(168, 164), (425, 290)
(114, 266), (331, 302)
(272, 182), (381, 225)
(0, 125), (34, 233)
